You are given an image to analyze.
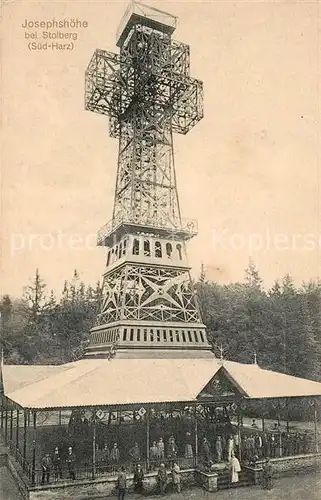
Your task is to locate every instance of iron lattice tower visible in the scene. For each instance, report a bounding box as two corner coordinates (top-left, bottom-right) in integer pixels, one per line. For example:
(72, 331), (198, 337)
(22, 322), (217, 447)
(85, 2), (212, 358)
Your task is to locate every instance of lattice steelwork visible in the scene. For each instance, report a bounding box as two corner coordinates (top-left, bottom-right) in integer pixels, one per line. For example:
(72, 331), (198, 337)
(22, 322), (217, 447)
(85, 2), (211, 358)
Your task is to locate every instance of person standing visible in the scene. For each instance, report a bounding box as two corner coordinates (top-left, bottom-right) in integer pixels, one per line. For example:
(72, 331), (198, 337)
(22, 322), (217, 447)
(255, 433), (263, 459)
(172, 462), (181, 493)
(215, 436), (222, 462)
(129, 442), (141, 466)
(157, 437), (165, 461)
(52, 447), (62, 480)
(167, 435), (178, 461)
(230, 452), (241, 484)
(102, 443), (110, 466)
(262, 458), (273, 490)
(41, 453), (53, 484)
(270, 433), (277, 458)
(149, 441), (158, 469)
(133, 464), (144, 493)
(157, 463), (168, 495)
(184, 432), (193, 459)
(117, 467), (127, 500)
(227, 435), (234, 462)
(66, 446), (76, 480)
(201, 437), (211, 465)
(110, 442), (120, 470)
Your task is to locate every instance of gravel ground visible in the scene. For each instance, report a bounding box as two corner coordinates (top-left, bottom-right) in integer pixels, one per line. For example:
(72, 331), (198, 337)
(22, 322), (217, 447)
(0, 467), (24, 500)
(0, 468), (320, 500)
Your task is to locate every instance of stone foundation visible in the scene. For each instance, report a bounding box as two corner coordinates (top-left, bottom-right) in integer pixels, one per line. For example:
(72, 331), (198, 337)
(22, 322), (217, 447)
(270, 453), (321, 477)
(29, 469), (196, 500)
(195, 470), (219, 492)
(2, 451), (321, 499)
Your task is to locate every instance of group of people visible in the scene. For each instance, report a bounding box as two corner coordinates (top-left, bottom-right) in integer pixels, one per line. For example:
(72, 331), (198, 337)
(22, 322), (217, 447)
(201, 434), (238, 464)
(242, 420), (313, 462)
(149, 435), (184, 468)
(96, 442), (122, 470)
(116, 462), (181, 499)
(40, 446), (76, 484)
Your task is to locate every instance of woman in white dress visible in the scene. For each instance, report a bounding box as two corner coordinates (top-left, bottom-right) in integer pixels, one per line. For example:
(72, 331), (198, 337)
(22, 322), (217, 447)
(231, 451), (241, 483)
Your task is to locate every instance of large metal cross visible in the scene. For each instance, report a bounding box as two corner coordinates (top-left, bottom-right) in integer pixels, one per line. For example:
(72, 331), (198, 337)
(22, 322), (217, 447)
(85, 3), (203, 138)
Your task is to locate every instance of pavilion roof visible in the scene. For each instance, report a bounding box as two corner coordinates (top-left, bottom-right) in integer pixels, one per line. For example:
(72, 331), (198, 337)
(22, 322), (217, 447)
(2, 358), (321, 409)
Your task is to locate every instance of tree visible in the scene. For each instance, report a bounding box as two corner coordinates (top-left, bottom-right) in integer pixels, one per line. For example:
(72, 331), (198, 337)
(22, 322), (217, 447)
(23, 269), (51, 322)
(244, 259), (262, 290)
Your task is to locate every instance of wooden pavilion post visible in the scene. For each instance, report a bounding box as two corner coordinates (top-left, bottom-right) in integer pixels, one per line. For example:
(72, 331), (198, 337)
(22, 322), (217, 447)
(284, 397), (289, 435)
(92, 409), (96, 480)
(9, 408), (13, 442)
(313, 399), (319, 453)
(0, 398), (4, 429)
(4, 406), (8, 444)
(23, 410), (27, 468)
(146, 408), (150, 471)
(237, 410), (242, 461)
(31, 411), (37, 486)
(16, 408), (20, 458)
(194, 405), (198, 466)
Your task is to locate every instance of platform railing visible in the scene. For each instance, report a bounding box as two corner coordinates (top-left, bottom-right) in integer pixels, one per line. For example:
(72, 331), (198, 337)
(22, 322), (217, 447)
(97, 214), (198, 245)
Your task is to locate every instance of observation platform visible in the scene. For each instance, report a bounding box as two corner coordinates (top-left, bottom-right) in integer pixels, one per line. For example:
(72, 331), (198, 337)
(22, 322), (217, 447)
(116, 1), (177, 47)
(97, 216), (198, 246)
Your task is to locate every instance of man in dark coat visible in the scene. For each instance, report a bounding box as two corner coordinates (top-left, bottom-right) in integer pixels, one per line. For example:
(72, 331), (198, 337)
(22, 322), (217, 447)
(41, 453), (53, 484)
(133, 464), (144, 493)
(157, 463), (168, 495)
(52, 447), (62, 480)
(117, 467), (127, 500)
(66, 446), (76, 480)
(262, 458), (273, 490)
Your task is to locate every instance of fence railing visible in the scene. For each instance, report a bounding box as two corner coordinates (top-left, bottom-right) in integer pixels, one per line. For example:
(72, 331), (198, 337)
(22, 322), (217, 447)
(9, 454), (197, 487)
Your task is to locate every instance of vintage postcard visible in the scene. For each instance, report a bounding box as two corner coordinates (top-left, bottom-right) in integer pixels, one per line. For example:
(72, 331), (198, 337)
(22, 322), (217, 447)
(1, 1), (320, 499)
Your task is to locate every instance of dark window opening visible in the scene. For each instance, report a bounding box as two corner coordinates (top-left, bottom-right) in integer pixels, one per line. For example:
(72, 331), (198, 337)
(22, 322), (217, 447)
(133, 239), (140, 255)
(182, 331), (186, 342)
(176, 244), (182, 260)
(155, 241), (162, 258)
(130, 329), (134, 341)
(137, 329), (141, 341)
(200, 331), (204, 342)
(169, 330), (174, 342)
(144, 240), (151, 256)
(194, 331), (199, 343)
(123, 239), (127, 255)
(163, 329), (167, 342)
(107, 251), (111, 266)
(166, 243), (172, 258)
(156, 329), (161, 342)
(123, 328), (127, 341)
(188, 331), (193, 342)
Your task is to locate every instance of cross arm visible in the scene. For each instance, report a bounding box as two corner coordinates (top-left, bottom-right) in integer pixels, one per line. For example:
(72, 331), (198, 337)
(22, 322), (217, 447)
(85, 49), (120, 119)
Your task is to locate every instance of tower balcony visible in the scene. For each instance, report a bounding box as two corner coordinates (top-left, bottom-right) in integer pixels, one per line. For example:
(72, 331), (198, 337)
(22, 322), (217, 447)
(97, 215), (198, 246)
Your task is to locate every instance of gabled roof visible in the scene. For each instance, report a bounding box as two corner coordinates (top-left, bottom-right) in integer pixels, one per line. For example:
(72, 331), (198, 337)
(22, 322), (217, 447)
(2, 358), (321, 410)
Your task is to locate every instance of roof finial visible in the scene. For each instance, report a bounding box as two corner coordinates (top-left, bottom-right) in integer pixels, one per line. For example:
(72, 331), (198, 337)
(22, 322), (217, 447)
(1, 348), (4, 367)
(253, 351), (257, 365)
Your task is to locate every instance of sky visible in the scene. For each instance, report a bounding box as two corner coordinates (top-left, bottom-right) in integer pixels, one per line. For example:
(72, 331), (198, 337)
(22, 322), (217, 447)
(1, 0), (320, 297)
